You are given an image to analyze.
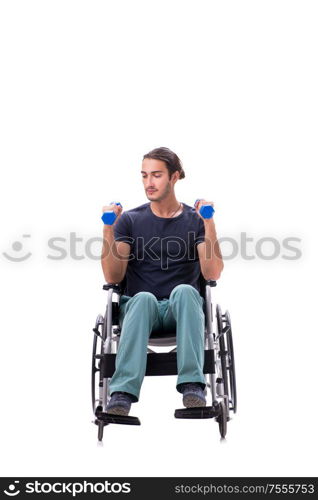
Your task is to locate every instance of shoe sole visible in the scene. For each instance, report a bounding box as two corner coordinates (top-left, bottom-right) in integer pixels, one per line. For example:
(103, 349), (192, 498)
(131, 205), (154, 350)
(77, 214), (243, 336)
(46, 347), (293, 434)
(183, 394), (206, 408)
(106, 406), (130, 416)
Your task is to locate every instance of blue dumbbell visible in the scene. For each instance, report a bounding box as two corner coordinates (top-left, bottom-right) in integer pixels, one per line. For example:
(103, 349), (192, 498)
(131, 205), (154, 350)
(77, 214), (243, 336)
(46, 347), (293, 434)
(194, 199), (215, 219)
(101, 202), (122, 225)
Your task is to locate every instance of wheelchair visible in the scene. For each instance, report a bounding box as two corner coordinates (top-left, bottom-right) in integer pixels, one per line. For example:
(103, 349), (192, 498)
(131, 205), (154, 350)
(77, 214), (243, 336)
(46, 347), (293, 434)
(91, 274), (237, 441)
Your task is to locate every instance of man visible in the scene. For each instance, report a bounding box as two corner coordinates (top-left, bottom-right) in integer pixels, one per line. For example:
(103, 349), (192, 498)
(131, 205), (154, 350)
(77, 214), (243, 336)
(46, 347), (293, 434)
(101, 147), (224, 415)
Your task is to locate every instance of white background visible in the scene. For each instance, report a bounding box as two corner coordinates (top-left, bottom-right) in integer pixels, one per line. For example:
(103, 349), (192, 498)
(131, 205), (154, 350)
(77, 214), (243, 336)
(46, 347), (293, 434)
(0, 0), (317, 477)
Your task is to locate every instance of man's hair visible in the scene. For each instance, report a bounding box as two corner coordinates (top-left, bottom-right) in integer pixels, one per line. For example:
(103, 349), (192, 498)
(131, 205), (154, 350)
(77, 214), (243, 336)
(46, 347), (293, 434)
(143, 147), (185, 180)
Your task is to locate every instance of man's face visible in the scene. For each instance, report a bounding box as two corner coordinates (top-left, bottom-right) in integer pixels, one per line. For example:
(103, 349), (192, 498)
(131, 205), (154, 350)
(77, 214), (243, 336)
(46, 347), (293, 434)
(141, 158), (178, 202)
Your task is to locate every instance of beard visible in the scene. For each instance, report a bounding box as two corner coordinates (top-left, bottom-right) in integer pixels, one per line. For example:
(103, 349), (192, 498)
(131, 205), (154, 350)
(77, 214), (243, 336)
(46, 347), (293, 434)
(146, 182), (171, 201)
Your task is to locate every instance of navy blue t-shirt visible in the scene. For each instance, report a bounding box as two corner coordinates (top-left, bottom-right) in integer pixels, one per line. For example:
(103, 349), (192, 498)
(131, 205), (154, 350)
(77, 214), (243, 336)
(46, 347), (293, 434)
(114, 202), (205, 300)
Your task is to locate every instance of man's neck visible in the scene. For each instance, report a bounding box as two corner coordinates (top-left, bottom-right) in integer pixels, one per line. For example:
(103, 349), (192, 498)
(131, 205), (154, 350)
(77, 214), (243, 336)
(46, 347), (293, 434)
(150, 197), (182, 218)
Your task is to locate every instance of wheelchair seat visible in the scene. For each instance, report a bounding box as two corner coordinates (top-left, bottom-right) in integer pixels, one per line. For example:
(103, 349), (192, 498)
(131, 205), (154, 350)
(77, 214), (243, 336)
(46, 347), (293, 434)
(148, 331), (177, 346)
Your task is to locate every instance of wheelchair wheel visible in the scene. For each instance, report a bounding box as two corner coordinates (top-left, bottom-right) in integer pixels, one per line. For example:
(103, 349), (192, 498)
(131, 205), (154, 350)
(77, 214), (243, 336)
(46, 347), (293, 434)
(216, 304), (229, 398)
(217, 400), (227, 438)
(98, 421), (104, 441)
(225, 310), (237, 413)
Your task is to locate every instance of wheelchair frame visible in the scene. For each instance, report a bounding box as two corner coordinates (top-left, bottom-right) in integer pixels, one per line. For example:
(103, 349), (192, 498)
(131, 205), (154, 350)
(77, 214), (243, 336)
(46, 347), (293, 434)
(92, 277), (237, 441)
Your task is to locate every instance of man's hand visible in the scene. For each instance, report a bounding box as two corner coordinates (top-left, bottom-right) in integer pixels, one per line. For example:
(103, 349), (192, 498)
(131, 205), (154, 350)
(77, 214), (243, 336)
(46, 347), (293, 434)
(101, 202), (128, 283)
(195, 198), (223, 280)
(102, 202), (123, 228)
(194, 199), (215, 222)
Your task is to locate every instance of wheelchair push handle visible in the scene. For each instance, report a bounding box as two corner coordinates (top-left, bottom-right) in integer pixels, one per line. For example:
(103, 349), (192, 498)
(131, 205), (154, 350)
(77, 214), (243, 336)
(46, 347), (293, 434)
(101, 202), (123, 225)
(194, 199), (215, 219)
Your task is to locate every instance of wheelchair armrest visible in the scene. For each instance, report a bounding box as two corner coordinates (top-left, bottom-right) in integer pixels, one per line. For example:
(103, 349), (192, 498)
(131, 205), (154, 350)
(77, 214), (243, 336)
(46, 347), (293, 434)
(102, 283), (122, 326)
(205, 280), (217, 287)
(103, 283), (122, 293)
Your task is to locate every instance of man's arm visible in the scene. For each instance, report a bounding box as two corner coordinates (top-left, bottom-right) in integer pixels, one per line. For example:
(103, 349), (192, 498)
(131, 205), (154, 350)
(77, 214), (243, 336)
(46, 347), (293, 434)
(197, 218), (224, 281)
(101, 225), (131, 283)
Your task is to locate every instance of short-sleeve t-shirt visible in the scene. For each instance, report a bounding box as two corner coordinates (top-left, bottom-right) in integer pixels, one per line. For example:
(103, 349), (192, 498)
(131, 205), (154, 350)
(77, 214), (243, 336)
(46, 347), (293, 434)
(114, 202), (205, 300)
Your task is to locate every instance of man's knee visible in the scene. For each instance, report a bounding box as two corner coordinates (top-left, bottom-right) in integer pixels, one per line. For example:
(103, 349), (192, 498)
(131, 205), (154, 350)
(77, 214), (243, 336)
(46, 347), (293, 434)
(169, 284), (203, 307)
(123, 291), (158, 325)
(133, 291), (157, 300)
(129, 291), (158, 307)
(170, 284), (198, 298)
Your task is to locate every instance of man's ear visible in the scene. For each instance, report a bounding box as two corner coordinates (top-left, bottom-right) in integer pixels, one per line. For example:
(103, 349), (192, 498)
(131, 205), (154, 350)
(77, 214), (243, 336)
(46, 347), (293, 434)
(172, 171), (180, 183)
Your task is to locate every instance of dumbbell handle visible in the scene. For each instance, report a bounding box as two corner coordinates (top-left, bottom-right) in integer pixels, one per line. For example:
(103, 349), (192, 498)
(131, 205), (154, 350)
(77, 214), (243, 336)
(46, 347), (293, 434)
(194, 200), (215, 219)
(101, 202), (122, 225)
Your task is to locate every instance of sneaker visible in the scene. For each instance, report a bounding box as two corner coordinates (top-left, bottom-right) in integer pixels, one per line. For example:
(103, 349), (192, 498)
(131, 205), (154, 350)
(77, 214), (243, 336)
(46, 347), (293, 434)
(182, 383), (206, 408)
(106, 392), (132, 416)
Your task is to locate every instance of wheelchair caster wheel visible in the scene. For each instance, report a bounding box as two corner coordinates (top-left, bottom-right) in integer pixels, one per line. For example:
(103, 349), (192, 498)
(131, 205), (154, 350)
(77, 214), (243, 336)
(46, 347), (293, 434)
(97, 421), (104, 441)
(217, 400), (227, 439)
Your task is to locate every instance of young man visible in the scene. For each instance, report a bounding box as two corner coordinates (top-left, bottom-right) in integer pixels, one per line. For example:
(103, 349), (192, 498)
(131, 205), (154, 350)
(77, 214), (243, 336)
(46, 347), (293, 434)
(101, 147), (224, 415)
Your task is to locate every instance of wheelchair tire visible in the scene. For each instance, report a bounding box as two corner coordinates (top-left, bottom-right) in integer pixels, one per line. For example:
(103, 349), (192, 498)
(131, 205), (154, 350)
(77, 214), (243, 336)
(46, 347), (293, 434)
(217, 400), (227, 438)
(98, 421), (104, 441)
(225, 310), (237, 413)
(216, 304), (229, 398)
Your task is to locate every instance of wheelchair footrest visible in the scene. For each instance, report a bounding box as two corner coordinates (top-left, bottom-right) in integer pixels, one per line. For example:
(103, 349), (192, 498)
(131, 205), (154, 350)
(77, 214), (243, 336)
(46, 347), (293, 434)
(95, 410), (141, 426)
(174, 406), (218, 419)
